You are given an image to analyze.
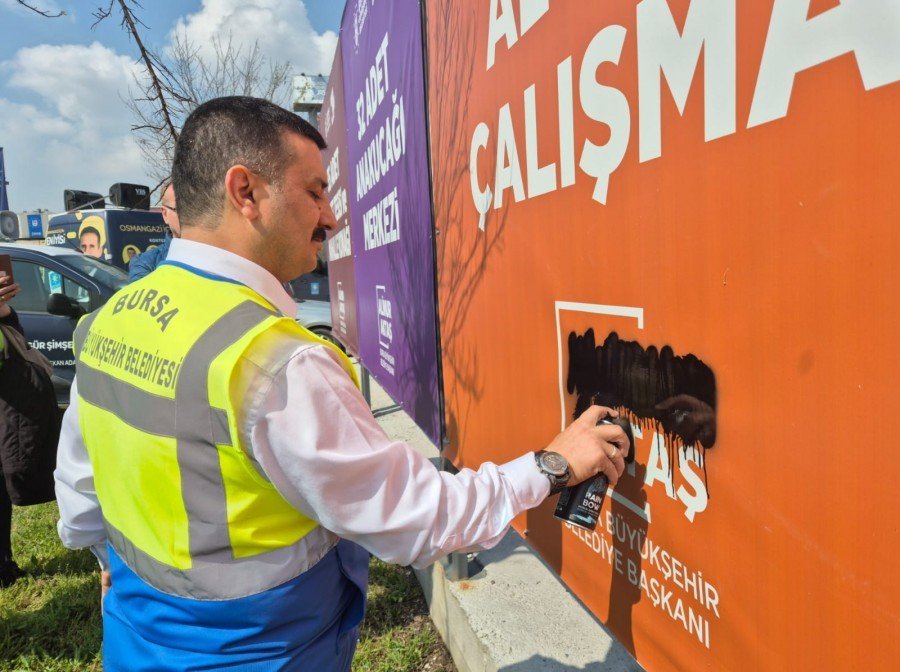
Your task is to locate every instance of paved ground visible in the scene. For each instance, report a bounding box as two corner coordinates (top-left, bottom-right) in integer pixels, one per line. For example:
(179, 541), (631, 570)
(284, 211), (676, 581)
(364, 370), (642, 672)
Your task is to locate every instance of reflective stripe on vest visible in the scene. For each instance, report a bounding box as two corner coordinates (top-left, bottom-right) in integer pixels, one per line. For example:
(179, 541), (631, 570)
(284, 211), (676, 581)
(73, 264), (356, 599)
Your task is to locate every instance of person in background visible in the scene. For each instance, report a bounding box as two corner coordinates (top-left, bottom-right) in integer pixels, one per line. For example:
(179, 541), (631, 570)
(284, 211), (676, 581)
(54, 96), (630, 670)
(1, 271), (59, 589)
(0, 275), (23, 588)
(79, 227), (103, 258)
(0, 273), (22, 586)
(128, 182), (180, 281)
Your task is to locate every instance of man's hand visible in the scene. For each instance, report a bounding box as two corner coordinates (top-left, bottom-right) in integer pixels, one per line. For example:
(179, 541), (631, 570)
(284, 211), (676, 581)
(544, 406), (630, 487)
(101, 571), (112, 610)
(0, 274), (20, 319)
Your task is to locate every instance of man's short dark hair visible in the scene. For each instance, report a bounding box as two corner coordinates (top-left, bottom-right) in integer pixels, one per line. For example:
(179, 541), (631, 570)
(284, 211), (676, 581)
(80, 227), (100, 241)
(172, 96), (326, 228)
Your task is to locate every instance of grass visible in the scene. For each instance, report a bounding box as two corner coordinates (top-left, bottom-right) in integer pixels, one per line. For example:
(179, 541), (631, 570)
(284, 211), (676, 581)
(1, 503), (454, 672)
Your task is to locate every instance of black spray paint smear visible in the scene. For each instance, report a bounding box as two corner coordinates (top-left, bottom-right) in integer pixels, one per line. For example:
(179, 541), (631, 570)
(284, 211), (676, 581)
(567, 329), (717, 494)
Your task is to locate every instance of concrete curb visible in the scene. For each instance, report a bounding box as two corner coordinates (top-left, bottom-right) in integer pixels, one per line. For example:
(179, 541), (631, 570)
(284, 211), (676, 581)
(414, 531), (642, 672)
(367, 372), (642, 672)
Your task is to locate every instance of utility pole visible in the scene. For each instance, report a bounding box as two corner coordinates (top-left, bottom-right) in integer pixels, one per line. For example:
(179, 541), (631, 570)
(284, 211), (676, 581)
(0, 147), (9, 211)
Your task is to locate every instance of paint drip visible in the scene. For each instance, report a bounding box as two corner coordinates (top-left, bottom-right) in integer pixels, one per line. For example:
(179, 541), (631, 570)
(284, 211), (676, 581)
(567, 329), (717, 495)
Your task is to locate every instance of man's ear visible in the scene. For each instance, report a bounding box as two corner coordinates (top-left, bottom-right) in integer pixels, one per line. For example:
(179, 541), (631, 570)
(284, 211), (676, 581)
(224, 165), (261, 220)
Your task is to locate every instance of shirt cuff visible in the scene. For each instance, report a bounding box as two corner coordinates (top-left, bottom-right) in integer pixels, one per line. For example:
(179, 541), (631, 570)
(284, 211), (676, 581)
(499, 452), (550, 510)
(89, 543), (109, 571)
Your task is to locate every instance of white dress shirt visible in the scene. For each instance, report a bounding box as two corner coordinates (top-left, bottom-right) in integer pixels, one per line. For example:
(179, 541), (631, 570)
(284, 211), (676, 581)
(55, 239), (550, 571)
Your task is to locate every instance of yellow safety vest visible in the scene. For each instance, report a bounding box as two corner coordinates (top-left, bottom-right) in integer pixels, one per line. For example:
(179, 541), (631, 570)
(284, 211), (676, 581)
(74, 262), (359, 599)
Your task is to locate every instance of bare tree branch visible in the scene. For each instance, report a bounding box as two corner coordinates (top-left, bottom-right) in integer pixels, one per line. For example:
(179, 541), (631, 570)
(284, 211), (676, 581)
(14, 0), (65, 18)
(114, 0), (179, 144)
(126, 31), (293, 182)
(90, 0), (114, 27)
(22, 0), (293, 184)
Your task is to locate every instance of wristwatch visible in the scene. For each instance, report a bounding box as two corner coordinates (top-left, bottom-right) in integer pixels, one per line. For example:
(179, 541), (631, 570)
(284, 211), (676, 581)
(534, 450), (571, 495)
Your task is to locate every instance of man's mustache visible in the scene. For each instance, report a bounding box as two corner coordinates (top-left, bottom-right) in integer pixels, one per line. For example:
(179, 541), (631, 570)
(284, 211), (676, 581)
(311, 227), (327, 242)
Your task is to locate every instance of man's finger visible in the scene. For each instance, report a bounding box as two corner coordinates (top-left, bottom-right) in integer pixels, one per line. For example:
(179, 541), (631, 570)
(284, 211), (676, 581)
(579, 405), (617, 426)
(596, 424), (629, 454)
(608, 447), (626, 478)
(578, 405), (606, 425)
(601, 456), (619, 487)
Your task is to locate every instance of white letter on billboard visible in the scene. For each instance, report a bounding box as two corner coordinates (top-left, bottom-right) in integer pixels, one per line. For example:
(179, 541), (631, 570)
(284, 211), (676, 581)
(524, 84), (558, 199)
(487, 0), (519, 70)
(749, 0), (900, 128)
(677, 452), (708, 522)
(520, 0), (550, 35)
(636, 0), (736, 163)
(494, 103), (527, 208)
(558, 56), (576, 188)
(579, 25), (631, 205)
(470, 122), (493, 231)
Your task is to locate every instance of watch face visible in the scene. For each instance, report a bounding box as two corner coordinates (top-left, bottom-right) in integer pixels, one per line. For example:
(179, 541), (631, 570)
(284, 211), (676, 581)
(540, 451), (569, 476)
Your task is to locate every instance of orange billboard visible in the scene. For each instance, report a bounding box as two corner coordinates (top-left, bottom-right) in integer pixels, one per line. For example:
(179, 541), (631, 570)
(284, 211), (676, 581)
(426, 1), (900, 670)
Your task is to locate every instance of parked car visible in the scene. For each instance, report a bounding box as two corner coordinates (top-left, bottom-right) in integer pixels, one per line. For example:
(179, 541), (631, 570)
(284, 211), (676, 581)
(287, 258), (330, 301)
(294, 298), (345, 351)
(0, 243), (128, 405)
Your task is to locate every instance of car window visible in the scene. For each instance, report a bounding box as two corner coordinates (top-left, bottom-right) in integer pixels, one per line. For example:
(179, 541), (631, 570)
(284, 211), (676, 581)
(9, 259), (91, 314)
(62, 273), (91, 310)
(56, 253), (129, 292)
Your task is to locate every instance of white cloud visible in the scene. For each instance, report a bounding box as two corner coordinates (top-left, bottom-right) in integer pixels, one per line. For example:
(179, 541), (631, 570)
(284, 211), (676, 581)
(171, 0), (338, 76)
(6, 42), (140, 125)
(0, 42), (149, 211)
(0, 1), (338, 212)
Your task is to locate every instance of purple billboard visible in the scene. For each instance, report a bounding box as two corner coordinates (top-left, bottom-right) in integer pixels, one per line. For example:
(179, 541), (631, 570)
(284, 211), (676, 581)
(341, 0), (441, 445)
(320, 46), (360, 356)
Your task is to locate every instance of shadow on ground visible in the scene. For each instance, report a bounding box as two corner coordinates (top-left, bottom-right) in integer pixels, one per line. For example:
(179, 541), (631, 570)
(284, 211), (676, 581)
(499, 654), (642, 672)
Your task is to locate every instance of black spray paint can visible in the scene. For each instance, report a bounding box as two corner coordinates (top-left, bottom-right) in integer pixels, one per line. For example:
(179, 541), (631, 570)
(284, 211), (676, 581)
(554, 417), (634, 531)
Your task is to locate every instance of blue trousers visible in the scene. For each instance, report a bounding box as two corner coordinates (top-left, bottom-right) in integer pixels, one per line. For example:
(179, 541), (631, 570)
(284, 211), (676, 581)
(102, 541), (369, 671)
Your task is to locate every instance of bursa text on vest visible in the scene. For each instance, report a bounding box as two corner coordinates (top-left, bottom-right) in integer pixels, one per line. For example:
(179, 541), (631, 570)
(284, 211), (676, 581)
(112, 288), (180, 332)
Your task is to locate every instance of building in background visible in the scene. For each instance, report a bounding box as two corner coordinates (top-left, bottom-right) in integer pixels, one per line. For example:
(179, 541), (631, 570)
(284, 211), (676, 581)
(291, 73), (328, 127)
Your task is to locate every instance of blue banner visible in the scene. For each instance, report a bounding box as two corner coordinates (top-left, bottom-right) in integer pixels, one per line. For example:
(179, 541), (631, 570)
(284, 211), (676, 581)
(26, 213), (43, 238)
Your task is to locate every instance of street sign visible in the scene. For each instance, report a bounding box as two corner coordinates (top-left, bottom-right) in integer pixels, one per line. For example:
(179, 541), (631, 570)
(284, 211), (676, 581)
(26, 213), (44, 238)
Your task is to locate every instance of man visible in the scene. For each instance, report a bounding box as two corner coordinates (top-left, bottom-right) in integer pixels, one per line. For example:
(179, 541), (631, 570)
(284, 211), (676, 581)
(79, 227), (102, 257)
(0, 272), (22, 587)
(55, 96), (629, 670)
(128, 181), (180, 281)
(0, 272), (58, 587)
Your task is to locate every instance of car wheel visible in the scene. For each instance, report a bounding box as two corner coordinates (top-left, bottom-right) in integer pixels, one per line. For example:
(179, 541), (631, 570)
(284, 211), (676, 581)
(311, 326), (346, 352)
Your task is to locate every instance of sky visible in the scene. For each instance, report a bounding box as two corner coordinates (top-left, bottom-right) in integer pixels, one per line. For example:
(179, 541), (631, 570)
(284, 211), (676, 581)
(0, 0), (347, 212)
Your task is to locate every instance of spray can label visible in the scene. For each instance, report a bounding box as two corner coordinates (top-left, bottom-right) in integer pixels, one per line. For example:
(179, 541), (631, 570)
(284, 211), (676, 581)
(553, 416), (633, 531)
(554, 474), (608, 531)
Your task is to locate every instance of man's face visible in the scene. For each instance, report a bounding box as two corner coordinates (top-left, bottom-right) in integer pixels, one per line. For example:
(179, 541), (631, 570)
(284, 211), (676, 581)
(161, 184), (181, 238)
(259, 133), (336, 280)
(80, 231), (101, 257)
